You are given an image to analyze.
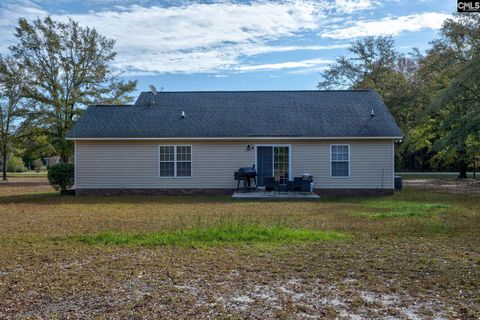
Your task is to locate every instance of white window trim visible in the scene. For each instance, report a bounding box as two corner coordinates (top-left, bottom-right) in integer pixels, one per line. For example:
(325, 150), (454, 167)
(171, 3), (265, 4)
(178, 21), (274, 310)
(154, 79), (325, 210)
(158, 145), (192, 178)
(330, 144), (350, 178)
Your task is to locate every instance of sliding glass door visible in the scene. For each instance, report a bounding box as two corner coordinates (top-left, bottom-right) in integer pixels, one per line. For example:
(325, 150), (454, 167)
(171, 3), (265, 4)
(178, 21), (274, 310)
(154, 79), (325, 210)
(256, 145), (290, 186)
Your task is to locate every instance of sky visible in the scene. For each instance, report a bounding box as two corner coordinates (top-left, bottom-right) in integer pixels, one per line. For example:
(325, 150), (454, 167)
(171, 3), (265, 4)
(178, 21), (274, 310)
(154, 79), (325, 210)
(0, 0), (455, 96)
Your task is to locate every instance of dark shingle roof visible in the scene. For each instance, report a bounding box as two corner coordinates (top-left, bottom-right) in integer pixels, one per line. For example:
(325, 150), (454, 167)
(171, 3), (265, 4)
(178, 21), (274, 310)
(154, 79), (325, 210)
(67, 90), (402, 139)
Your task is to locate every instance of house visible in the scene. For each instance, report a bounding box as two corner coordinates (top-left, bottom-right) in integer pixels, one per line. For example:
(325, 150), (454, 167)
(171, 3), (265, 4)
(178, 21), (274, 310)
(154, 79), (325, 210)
(66, 90), (402, 196)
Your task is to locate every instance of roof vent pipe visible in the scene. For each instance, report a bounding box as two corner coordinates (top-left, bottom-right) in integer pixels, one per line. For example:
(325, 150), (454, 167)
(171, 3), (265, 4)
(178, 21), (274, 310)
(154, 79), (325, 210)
(181, 111), (185, 119)
(371, 109), (375, 117)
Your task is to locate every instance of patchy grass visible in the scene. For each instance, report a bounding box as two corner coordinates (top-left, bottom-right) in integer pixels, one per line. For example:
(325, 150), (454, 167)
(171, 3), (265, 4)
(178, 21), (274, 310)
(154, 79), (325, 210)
(357, 200), (450, 219)
(415, 219), (457, 235)
(68, 225), (350, 247)
(0, 179), (479, 318)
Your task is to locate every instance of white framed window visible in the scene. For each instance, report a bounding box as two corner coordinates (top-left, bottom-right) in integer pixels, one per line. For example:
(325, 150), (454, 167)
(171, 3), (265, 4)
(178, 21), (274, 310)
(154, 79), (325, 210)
(159, 145), (192, 177)
(176, 145), (192, 177)
(330, 144), (349, 177)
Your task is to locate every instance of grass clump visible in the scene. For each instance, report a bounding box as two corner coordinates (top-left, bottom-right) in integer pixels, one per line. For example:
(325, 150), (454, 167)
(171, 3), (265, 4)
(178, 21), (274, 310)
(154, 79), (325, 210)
(72, 225), (351, 247)
(358, 200), (449, 219)
(416, 220), (456, 235)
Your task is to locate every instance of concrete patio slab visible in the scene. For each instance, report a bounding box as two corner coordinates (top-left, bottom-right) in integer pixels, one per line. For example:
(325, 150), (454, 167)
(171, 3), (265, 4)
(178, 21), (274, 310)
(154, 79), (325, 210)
(232, 191), (320, 200)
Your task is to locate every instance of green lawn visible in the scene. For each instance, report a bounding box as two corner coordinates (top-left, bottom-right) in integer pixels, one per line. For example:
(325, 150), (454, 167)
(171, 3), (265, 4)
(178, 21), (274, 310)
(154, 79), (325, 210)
(71, 226), (350, 247)
(0, 180), (478, 318)
(6, 170), (47, 178)
(356, 199), (450, 219)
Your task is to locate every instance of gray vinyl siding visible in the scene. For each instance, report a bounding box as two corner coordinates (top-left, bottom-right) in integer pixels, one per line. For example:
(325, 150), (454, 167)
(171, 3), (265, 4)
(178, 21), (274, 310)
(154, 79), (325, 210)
(291, 141), (394, 189)
(75, 139), (394, 189)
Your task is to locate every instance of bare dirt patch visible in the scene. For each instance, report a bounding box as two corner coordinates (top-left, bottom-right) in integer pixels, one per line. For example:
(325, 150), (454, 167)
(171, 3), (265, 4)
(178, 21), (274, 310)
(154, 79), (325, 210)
(0, 176), (50, 188)
(404, 178), (480, 194)
(1, 238), (478, 319)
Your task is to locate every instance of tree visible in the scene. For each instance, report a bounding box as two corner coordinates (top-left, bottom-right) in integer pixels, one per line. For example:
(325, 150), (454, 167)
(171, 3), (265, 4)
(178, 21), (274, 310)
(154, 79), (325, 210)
(16, 128), (56, 170)
(6, 156), (26, 173)
(318, 37), (429, 172)
(318, 36), (398, 90)
(318, 29), (480, 177)
(8, 17), (137, 162)
(0, 56), (27, 181)
(420, 14), (480, 178)
(318, 37), (424, 131)
(33, 158), (43, 173)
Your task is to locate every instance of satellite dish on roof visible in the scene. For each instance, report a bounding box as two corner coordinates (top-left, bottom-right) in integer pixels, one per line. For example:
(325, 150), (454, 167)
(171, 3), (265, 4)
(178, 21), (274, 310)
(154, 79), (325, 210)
(149, 85), (157, 108)
(149, 85), (157, 95)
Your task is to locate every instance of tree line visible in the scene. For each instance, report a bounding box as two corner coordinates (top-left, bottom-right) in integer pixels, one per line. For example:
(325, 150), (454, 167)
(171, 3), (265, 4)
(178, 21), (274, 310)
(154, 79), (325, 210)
(318, 14), (479, 178)
(1, 15), (479, 180)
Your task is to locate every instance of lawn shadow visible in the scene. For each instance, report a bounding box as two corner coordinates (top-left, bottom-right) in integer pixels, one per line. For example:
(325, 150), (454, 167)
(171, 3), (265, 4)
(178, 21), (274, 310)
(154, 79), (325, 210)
(0, 192), (266, 206)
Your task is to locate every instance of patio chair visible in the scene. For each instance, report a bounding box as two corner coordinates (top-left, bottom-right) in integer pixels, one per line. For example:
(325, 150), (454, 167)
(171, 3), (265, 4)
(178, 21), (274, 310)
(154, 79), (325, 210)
(286, 180), (294, 193)
(264, 177), (276, 194)
(293, 177), (303, 193)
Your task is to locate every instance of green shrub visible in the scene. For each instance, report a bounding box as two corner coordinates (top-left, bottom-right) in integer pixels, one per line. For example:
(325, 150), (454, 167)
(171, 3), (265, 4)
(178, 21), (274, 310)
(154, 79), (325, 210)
(7, 156), (27, 172)
(48, 163), (74, 191)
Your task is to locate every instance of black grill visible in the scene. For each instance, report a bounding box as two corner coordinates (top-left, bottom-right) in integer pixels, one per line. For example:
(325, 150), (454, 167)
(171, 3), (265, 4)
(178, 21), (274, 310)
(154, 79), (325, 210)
(234, 167), (258, 192)
(234, 167), (256, 179)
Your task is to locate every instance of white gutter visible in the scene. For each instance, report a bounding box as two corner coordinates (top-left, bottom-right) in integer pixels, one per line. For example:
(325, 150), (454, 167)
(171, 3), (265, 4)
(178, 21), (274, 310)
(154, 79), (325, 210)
(67, 136), (403, 141)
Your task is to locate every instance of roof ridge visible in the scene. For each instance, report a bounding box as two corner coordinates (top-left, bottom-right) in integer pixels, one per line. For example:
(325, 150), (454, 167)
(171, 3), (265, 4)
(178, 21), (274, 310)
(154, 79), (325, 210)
(138, 89), (375, 94)
(90, 104), (134, 107)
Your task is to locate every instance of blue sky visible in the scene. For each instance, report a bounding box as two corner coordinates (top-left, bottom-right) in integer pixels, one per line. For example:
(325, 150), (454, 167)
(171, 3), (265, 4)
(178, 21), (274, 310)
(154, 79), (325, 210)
(0, 0), (454, 96)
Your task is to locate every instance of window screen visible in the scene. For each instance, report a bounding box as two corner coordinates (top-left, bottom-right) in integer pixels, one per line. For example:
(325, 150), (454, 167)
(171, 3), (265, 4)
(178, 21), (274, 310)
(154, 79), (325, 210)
(159, 146), (175, 177)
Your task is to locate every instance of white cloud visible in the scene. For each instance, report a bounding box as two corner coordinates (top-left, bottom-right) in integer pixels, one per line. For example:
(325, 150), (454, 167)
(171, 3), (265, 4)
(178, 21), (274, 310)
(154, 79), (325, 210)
(0, 0), (351, 74)
(237, 58), (332, 71)
(0, 1), (48, 48)
(53, 1), (333, 73)
(239, 44), (350, 56)
(1, 1), (446, 75)
(321, 12), (451, 39)
(67, 2), (325, 51)
(289, 66), (330, 74)
(334, 0), (376, 14)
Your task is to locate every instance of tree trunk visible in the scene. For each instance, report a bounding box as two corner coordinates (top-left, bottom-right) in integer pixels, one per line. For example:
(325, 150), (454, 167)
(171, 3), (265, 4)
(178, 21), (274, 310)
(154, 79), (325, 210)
(458, 161), (468, 179)
(61, 154), (69, 163)
(473, 158), (476, 179)
(2, 147), (7, 181)
(457, 146), (468, 179)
